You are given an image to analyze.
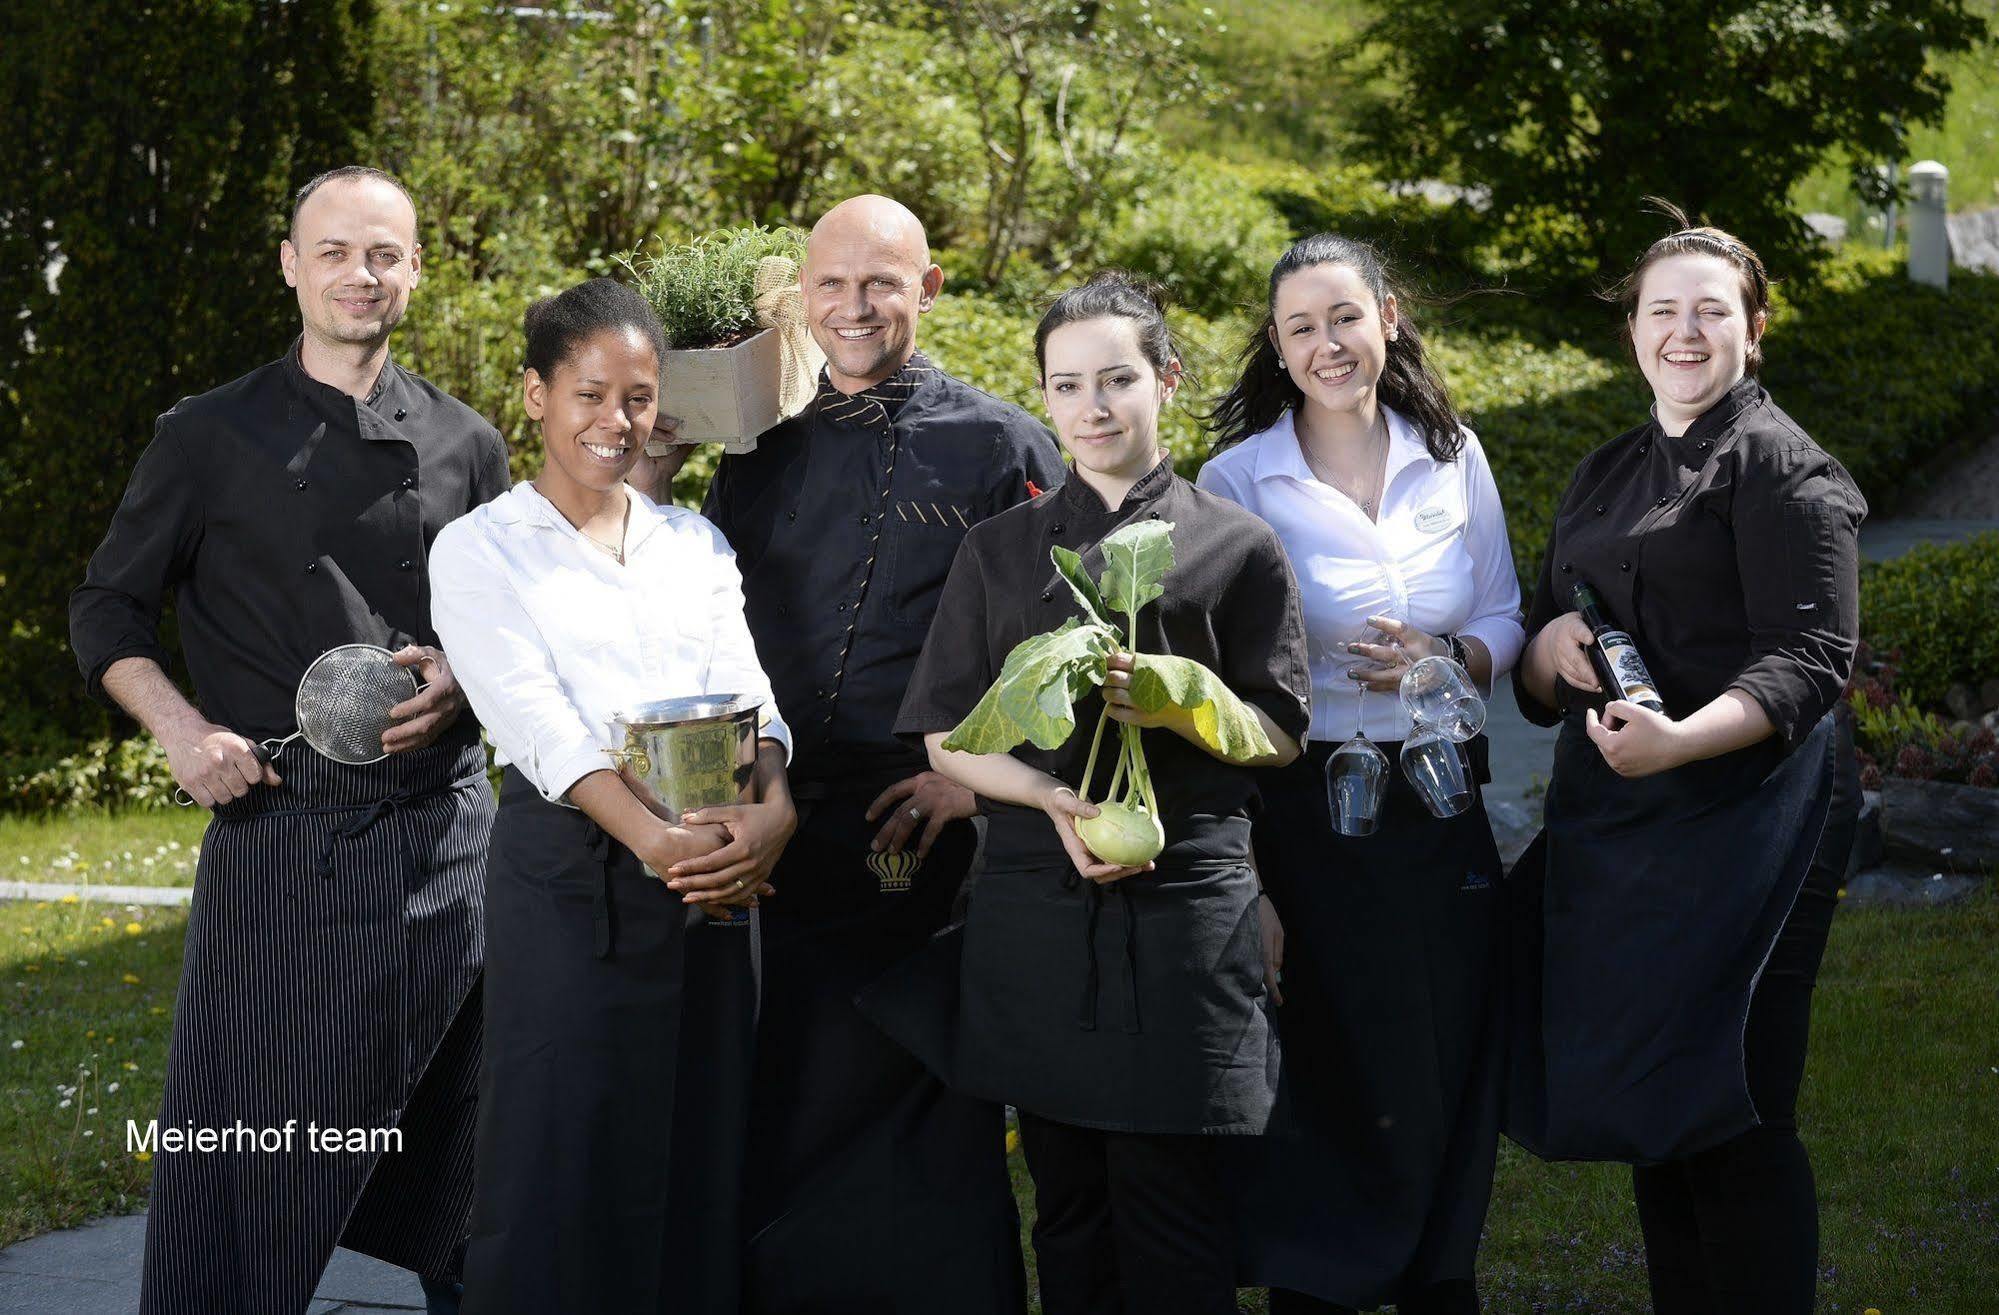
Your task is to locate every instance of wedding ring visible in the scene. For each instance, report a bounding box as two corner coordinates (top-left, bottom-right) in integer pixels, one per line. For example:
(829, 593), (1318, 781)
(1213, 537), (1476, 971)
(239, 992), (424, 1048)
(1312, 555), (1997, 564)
(728, 878), (746, 893)
(908, 807), (923, 822)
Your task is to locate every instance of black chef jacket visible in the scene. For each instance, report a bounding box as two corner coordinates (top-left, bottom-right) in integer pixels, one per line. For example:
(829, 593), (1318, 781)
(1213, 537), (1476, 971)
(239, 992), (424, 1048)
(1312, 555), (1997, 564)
(896, 456), (1314, 821)
(1515, 376), (1866, 745)
(703, 351), (1066, 784)
(70, 342), (511, 745)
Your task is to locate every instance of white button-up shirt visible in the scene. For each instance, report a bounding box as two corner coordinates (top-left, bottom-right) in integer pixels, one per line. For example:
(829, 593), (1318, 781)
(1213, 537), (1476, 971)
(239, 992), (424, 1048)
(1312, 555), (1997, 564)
(1197, 407), (1524, 743)
(430, 481), (791, 803)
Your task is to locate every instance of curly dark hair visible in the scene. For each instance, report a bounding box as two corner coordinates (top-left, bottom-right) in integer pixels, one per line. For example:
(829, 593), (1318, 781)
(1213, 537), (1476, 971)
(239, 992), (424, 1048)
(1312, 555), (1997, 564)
(1208, 233), (1463, 460)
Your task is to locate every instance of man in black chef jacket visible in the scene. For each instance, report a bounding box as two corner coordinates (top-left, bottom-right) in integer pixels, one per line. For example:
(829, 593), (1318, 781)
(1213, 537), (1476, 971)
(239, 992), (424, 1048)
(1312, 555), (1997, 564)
(69, 167), (507, 1315)
(702, 194), (1065, 1313)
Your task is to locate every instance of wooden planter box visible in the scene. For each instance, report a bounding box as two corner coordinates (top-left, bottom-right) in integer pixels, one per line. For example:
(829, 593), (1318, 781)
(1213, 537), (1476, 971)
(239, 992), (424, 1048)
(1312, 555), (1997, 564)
(1880, 776), (1999, 868)
(661, 327), (785, 453)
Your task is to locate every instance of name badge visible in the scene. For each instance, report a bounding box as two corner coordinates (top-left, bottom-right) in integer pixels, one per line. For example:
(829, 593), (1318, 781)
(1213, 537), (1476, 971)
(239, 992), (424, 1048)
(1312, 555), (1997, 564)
(1414, 505), (1452, 532)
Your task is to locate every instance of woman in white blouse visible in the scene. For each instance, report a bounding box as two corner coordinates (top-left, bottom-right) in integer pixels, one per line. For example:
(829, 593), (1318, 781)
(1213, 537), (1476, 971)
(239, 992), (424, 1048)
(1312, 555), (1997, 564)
(428, 278), (794, 1314)
(1197, 235), (1521, 1315)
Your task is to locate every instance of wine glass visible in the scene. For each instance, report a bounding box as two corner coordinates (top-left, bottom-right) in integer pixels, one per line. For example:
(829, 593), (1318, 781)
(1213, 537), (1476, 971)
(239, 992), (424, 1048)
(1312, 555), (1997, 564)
(1324, 639), (1390, 837)
(1399, 655), (1486, 743)
(1400, 726), (1473, 819)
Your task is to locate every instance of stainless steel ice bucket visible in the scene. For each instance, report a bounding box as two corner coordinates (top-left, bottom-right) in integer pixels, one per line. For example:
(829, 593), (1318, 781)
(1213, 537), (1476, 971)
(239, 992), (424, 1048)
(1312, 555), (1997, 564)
(606, 694), (762, 824)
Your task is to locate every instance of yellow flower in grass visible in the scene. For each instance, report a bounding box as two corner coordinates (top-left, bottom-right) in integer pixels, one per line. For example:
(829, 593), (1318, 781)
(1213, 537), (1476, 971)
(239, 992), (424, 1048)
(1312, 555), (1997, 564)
(121, 973), (141, 985)
(134, 1150), (152, 1163)
(125, 923), (143, 935)
(23, 964), (39, 973)
(58, 893), (78, 905)
(100, 916), (114, 928)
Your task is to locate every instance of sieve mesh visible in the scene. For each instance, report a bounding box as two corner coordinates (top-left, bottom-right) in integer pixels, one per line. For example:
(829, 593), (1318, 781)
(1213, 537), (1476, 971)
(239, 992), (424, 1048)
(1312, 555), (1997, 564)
(294, 645), (420, 765)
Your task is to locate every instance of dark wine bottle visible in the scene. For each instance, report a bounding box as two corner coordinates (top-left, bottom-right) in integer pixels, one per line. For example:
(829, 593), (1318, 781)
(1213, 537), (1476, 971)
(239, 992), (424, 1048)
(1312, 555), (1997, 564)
(1571, 582), (1667, 715)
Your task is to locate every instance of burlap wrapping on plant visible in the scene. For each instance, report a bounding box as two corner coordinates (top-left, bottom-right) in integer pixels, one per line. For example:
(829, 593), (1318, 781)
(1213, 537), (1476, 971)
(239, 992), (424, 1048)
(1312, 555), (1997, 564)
(754, 255), (825, 419)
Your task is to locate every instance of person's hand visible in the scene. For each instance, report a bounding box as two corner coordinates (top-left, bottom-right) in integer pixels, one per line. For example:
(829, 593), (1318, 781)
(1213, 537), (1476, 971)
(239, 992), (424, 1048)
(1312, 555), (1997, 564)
(637, 821), (765, 905)
(1102, 651), (1191, 730)
(1531, 611), (1600, 697)
(1042, 785), (1154, 885)
(670, 796), (798, 899)
(626, 414), (694, 501)
(1258, 891), (1285, 1007)
(1585, 701), (1690, 778)
(166, 719), (281, 807)
(1344, 614), (1445, 693)
(382, 646), (467, 753)
(866, 771), (978, 858)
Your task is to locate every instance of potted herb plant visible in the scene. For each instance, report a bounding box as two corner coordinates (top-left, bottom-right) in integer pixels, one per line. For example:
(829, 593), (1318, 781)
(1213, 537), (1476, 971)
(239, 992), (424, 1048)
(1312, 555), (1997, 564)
(621, 225), (819, 453)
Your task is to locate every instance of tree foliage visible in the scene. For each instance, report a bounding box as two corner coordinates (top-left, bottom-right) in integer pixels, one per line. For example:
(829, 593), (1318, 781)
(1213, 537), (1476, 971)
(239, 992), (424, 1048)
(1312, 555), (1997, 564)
(1352, 0), (1990, 287)
(0, 0), (375, 744)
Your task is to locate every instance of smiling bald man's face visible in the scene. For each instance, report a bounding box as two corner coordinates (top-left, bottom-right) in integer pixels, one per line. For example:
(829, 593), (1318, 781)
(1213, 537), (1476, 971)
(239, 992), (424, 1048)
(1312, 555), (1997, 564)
(803, 199), (943, 394)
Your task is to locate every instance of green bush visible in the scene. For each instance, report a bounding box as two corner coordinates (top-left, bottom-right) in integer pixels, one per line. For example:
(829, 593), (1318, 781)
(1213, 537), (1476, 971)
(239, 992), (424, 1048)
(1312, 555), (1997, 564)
(1764, 253), (1999, 502)
(1859, 532), (1999, 712)
(1093, 162), (1292, 318)
(2, 735), (178, 816)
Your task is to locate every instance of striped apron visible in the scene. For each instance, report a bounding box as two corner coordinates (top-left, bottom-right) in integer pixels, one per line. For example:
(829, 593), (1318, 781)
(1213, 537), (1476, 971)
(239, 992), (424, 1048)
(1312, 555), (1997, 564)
(140, 740), (492, 1315)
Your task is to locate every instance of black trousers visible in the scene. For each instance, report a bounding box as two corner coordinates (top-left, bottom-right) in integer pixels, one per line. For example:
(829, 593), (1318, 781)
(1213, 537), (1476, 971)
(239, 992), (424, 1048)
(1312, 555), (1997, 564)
(1016, 1112), (1234, 1315)
(1267, 1279), (1477, 1315)
(1629, 715), (1861, 1315)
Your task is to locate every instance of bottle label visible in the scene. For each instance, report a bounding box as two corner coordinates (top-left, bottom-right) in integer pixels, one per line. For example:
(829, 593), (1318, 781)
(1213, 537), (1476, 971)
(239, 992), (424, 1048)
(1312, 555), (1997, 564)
(1597, 631), (1665, 710)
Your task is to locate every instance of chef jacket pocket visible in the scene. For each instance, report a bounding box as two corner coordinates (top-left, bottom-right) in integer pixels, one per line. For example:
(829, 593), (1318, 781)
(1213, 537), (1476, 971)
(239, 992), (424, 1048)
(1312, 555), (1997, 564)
(881, 501), (972, 627)
(1780, 501), (1843, 621)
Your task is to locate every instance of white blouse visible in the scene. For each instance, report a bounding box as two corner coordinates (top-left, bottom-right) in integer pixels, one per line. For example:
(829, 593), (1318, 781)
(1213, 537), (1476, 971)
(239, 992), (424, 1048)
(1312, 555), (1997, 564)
(1197, 407), (1524, 743)
(429, 481), (791, 803)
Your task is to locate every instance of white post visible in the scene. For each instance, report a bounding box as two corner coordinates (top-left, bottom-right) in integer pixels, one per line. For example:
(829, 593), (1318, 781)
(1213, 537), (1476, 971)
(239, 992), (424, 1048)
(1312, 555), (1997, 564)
(1908, 160), (1950, 291)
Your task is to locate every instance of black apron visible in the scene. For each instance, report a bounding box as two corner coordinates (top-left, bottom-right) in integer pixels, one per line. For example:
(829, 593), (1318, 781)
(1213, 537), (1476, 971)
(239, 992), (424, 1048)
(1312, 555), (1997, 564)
(140, 741), (490, 1315)
(1229, 737), (1505, 1308)
(867, 809), (1274, 1137)
(1505, 713), (1837, 1164)
(461, 768), (756, 1314)
(743, 780), (1025, 1315)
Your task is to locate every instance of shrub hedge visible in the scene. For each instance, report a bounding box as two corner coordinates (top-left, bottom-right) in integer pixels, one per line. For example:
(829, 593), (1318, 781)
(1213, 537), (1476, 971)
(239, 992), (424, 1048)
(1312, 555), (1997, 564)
(1858, 532), (1999, 713)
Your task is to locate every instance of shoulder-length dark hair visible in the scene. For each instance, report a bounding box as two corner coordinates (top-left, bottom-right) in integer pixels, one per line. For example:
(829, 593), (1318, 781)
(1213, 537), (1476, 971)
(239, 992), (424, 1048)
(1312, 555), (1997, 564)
(1208, 233), (1463, 461)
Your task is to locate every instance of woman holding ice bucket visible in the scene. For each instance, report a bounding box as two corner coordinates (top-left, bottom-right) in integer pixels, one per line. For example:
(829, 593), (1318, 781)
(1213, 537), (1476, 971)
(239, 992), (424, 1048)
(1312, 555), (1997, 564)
(880, 272), (1312, 1315)
(1507, 204), (1864, 1315)
(1197, 233), (1522, 1315)
(429, 278), (795, 1314)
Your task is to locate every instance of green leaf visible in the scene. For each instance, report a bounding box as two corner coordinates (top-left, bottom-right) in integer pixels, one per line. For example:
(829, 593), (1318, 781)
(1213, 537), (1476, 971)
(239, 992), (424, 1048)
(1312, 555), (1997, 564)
(942, 618), (1118, 755)
(1050, 545), (1112, 627)
(1127, 654), (1278, 763)
(1097, 519), (1176, 619)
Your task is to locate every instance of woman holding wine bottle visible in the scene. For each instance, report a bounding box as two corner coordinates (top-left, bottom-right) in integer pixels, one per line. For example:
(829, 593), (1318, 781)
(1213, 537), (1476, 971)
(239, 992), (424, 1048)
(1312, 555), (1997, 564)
(1510, 203), (1866, 1315)
(1198, 234), (1523, 1315)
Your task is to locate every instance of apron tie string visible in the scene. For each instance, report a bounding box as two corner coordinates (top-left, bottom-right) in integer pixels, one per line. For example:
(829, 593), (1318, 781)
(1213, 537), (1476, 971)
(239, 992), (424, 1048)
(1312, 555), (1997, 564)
(315, 793), (420, 881)
(1117, 883), (1141, 1035)
(585, 824), (614, 959)
(1076, 882), (1104, 1032)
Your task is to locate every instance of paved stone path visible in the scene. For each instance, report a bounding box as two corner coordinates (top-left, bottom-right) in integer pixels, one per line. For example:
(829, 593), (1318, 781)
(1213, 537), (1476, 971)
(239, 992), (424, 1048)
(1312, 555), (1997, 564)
(0, 1213), (426, 1313)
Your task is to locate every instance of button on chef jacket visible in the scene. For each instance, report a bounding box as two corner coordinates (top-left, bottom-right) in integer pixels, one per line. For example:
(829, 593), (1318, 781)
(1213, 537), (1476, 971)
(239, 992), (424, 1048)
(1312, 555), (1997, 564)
(1196, 406), (1524, 744)
(428, 481), (792, 803)
(1514, 375), (1867, 745)
(69, 342), (511, 746)
(703, 352), (1066, 783)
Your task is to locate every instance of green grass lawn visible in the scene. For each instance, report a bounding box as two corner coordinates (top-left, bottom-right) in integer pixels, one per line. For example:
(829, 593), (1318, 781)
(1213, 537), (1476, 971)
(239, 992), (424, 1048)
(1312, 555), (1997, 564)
(0, 809), (209, 890)
(5, 814), (1994, 1311)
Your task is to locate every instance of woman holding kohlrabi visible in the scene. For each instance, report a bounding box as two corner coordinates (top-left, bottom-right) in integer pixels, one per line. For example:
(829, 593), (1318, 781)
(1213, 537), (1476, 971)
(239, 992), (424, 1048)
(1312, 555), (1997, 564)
(888, 272), (1311, 1315)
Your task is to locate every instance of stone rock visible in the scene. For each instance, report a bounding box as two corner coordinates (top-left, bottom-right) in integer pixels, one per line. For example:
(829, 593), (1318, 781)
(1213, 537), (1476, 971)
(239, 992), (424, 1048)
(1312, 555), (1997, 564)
(1945, 682), (1979, 720)
(1485, 798), (1540, 868)
(1983, 709), (1999, 735)
(1981, 677), (1999, 713)
(1880, 776), (1999, 868)
(1845, 789), (1885, 879)
(1946, 206), (1999, 274)
(1802, 212), (1849, 244)
(1842, 865), (1983, 908)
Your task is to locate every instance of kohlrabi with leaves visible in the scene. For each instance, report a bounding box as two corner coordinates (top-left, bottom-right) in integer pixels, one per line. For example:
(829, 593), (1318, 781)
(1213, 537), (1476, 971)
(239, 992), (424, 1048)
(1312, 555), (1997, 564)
(942, 520), (1275, 867)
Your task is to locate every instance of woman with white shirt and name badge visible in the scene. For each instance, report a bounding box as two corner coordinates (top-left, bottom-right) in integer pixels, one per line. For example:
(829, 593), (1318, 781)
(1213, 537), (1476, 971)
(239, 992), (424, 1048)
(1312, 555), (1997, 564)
(428, 278), (796, 1314)
(1198, 234), (1522, 1315)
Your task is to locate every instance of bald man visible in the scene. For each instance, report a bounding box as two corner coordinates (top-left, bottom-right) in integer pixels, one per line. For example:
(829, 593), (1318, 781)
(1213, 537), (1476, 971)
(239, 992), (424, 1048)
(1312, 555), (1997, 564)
(71, 166), (506, 1315)
(702, 196), (1063, 1313)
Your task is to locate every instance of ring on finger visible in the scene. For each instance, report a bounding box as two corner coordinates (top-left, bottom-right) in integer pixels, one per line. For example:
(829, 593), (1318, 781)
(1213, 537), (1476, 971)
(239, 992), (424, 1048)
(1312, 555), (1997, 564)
(907, 807), (923, 822)
(728, 878), (746, 893)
